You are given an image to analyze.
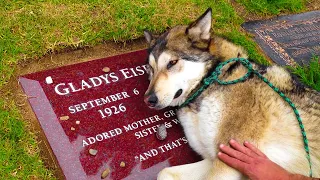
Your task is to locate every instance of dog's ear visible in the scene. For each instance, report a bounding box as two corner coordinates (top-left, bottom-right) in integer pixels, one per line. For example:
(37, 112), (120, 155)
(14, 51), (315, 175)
(144, 30), (153, 45)
(186, 8), (212, 42)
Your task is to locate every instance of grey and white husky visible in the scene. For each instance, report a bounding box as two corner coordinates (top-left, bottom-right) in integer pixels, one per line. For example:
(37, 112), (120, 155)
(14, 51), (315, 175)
(143, 8), (320, 180)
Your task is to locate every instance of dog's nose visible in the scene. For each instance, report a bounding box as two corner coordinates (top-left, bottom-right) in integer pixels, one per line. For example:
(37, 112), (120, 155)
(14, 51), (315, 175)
(144, 93), (158, 107)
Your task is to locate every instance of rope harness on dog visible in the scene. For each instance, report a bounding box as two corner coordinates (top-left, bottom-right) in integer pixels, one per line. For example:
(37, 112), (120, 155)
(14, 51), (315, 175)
(179, 58), (312, 177)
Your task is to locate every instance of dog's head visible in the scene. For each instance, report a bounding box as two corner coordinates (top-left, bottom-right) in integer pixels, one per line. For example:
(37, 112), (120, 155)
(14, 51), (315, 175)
(143, 8), (214, 109)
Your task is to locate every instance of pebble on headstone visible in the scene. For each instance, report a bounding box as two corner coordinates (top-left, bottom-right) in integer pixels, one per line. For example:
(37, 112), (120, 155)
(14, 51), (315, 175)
(101, 168), (110, 179)
(71, 127), (75, 131)
(120, 161), (126, 167)
(102, 67), (110, 73)
(76, 120), (80, 124)
(45, 76), (53, 84)
(89, 149), (98, 156)
(59, 116), (69, 121)
(156, 124), (167, 140)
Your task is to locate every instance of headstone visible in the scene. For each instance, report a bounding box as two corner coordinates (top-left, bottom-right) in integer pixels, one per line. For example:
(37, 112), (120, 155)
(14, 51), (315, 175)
(19, 50), (201, 180)
(242, 11), (320, 65)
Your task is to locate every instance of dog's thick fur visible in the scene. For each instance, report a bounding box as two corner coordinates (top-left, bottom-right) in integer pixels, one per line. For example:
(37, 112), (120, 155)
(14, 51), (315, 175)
(143, 8), (320, 179)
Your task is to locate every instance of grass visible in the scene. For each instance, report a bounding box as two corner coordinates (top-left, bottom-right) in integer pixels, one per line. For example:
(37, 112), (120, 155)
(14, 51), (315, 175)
(236, 0), (306, 15)
(0, 100), (54, 179)
(0, 0), (316, 179)
(289, 56), (320, 91)
(0, 0), (268, 86)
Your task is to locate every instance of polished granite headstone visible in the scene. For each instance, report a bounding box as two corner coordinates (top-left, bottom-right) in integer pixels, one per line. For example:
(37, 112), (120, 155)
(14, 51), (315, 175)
(242, 11), (320, 65)
(19, 50), (201, 180)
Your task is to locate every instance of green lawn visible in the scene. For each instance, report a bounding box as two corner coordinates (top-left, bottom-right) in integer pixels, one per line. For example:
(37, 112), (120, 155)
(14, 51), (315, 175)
(0, 100), (54, 179)
(0, 0), (317, 179)
(236, 0), (305, 15)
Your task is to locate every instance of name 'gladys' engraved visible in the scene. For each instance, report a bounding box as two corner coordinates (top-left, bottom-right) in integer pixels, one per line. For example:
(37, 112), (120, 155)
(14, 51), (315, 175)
(54, 65), (148, 95)
(55, 72), (119, 95)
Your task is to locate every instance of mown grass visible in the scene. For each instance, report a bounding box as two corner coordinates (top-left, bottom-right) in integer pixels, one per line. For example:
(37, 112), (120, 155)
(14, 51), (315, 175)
(0, 100), (54, 179)
(236, 0), (306, 15)
(0, 0), (315, 179)
(0, 0), (270, 86)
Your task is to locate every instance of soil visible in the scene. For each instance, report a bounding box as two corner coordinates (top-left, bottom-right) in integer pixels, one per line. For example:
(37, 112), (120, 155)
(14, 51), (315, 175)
(16, 38), (147, 77)
(0, 38), (147, 179)
(305, 0), (320, 12)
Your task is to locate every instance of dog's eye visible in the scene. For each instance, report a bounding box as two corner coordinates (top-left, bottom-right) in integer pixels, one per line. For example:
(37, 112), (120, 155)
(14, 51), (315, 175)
(167, 60), (178, 69)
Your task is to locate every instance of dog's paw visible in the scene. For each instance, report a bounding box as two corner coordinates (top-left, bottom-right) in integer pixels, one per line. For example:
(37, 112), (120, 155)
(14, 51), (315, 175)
(157, 168), (180, 180)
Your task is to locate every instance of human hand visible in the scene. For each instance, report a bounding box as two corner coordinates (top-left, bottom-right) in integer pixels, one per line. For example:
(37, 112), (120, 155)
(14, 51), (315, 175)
(217, 139), (293, 180)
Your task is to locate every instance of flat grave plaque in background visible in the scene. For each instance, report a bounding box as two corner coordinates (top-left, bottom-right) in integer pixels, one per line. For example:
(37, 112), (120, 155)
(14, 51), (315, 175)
(19, 50), (201, 180)
(242, 11), (320, 66)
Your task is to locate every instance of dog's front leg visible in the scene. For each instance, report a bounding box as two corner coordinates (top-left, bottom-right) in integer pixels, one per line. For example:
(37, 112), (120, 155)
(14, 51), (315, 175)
(206, 158), (243, 180)
(157, 159), (212, 180)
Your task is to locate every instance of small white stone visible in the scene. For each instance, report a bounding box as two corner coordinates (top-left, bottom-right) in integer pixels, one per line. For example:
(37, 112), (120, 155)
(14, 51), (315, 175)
(120, 161), (126, 167)
(101, 168), (110, 179)
(45, 76), (53, 84)
(59, 116), (69, 121)
(76, 120), (80, 124)
(71, 127), (75, 131)
(89, 149), (98, 156)
(102, 67), (110, 73)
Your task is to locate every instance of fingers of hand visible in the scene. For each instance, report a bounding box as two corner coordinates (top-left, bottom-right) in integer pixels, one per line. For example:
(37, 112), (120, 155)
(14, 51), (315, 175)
(229, 139), (257, 158)
(219, 144), (253, 163)
(244, 141), (268, 158)
(218, 152), (248, 174)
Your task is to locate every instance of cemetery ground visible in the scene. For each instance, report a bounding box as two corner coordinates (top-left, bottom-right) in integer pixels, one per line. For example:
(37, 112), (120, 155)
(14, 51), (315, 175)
(0, 0), (319, 179)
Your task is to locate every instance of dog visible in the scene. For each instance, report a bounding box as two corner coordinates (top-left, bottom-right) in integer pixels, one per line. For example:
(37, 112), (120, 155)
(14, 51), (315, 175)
(143, 8), (320, 180)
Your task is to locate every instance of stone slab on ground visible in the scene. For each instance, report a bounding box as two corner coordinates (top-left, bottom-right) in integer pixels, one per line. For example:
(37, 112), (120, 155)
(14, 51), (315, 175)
(19, 50), (201, 180)
(242, 11), (320, 66)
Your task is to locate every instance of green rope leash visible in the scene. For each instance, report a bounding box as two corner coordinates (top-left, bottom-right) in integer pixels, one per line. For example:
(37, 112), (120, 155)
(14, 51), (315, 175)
(179, 58), (312, 177)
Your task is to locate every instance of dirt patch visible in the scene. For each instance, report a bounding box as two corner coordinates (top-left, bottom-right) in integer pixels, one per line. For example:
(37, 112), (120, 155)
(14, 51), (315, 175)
(1, 38), (147, 179)
(305, 0), (320, 11)
(16, 38), (147, 76)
